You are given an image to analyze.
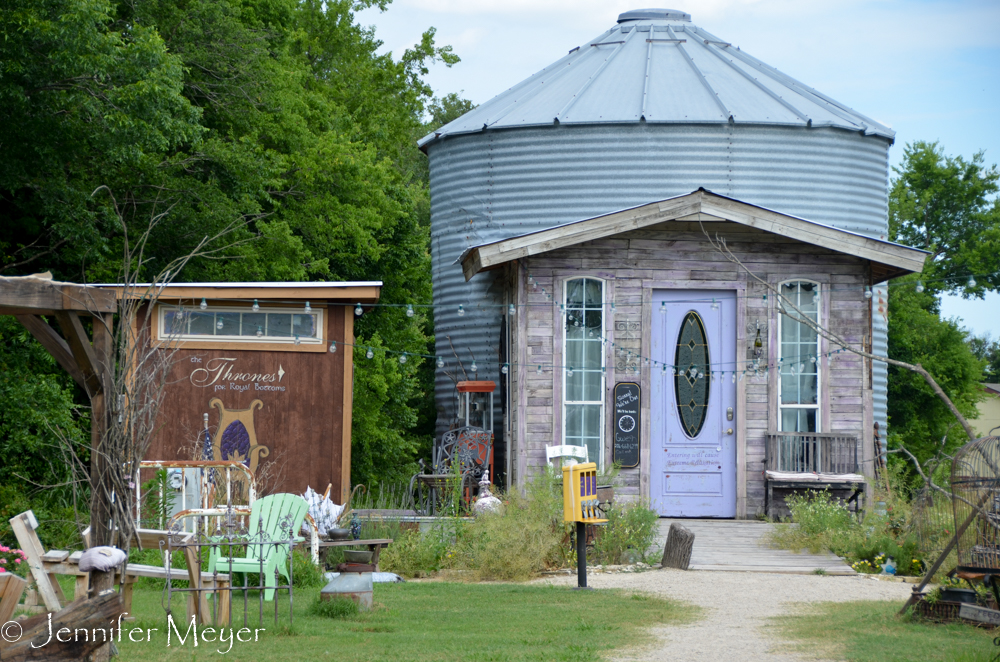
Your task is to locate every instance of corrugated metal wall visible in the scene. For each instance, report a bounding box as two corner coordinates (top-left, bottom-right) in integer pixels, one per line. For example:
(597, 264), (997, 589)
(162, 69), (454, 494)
(429, 122), (891, 446)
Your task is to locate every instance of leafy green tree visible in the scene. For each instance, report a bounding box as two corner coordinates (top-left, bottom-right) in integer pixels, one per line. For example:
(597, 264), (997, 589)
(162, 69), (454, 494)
(889, 141), (1000, 297)
(0, 0), (463, 490)
(969, 334), (1000, 381)
(886, 141), (996, 479)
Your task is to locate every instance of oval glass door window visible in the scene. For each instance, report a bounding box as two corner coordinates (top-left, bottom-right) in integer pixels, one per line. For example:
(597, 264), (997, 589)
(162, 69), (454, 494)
(675, 312), (711, 438)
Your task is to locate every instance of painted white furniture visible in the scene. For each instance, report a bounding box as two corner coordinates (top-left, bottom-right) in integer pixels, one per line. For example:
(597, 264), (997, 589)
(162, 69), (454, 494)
(545, 444), (589, 467)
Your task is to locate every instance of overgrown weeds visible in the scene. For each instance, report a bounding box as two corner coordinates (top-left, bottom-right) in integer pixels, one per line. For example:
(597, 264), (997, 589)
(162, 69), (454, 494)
(592, 500), (661, 565)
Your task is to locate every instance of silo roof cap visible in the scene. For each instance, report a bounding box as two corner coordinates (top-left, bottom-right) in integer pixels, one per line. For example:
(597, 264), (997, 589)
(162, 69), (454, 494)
(618, 8), (690, 22)
(419, 8), (893, 149)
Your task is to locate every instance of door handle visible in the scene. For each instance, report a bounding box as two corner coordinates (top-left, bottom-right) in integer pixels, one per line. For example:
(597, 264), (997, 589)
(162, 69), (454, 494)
(726, 428), (733, 435)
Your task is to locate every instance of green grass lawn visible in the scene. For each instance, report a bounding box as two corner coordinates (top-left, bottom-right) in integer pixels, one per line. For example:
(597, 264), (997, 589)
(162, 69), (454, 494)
(771, 601), (996, 662)
(104, 581), (697, 661)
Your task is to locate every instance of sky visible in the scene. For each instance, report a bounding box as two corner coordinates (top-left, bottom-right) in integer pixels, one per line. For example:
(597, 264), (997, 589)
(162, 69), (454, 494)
(357, 0), (1000, 338)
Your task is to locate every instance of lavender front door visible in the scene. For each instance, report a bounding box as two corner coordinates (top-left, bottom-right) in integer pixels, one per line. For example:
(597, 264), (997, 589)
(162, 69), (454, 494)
(650, 290), (736, 517)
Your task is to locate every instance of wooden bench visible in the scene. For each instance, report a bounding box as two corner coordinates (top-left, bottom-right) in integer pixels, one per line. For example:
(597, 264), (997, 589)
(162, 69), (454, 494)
(764, 432), (867, 518)
(10, 510), (229, 624)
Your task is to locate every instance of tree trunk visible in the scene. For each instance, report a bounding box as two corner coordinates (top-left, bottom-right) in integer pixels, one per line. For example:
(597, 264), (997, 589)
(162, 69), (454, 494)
(0, 590), (125, 661)
(660, 523), (695, 570)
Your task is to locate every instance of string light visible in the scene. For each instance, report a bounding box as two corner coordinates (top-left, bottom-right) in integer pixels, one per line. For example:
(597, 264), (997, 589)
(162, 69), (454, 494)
(216, 319), (224, 330)
(915, 281), (924, 293)
(567, 366), (574, 377)
(355, 303), (363, 316)
(252, 299), (259, 312)
(968, 276), (977, 288)
(457, 304), (465, 317)
(710, 298), (719, 311)
(508, 303), (516, 316)
(864, 286), (872, 300)
(501, 363), (509, 375)
(537, 364), (543, 375)
(436, 356), (445, 368)
(399, 353), (407, 364)
(659, 301), (666, 314)
(200, 298), (208, 310)
(255, 325), (263, 338)
(470, 360), (477, 373)
(366, 347), (374, 359)
(329, 341), (337, 353)
(406, 304), (414, 317)
(304, 301), (312, 313)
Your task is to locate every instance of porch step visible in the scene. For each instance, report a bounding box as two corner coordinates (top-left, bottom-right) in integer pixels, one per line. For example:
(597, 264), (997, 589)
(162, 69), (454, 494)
(658, 519), (856, 575)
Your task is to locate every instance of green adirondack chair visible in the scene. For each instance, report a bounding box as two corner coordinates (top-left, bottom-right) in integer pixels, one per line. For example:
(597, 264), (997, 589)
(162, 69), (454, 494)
(210, 493), (309, 601)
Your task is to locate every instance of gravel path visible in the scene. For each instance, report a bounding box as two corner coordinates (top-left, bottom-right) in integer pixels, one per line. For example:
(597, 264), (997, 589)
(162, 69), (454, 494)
(539, 570), (914, 661)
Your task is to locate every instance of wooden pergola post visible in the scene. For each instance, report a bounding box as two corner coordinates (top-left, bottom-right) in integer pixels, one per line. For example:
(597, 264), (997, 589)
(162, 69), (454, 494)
(0, 275), (118, 596)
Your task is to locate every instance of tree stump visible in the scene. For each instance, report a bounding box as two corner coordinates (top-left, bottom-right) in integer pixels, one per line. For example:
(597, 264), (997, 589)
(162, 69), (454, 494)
(660, 523), (695, 570)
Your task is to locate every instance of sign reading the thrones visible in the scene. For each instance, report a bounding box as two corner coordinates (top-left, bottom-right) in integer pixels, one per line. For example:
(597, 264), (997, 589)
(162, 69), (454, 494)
(613, 382), (640, 468)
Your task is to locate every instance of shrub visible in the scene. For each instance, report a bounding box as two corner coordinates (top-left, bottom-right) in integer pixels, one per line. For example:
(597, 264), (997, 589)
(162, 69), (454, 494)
(379, 527), (450, 578)
(308, 595), (359, 619)
(451, 474), (565, 581)
(291, 548), (324, 588)
(592, 500), (660, 565)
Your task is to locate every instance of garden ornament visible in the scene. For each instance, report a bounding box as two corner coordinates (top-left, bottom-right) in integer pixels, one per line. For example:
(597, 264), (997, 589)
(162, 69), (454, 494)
(350, 513), (361, 540)
(473, 470), (502, 517)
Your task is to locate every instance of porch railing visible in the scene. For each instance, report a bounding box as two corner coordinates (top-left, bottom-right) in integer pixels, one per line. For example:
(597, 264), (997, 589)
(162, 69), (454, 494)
(765, 432), (859, 474)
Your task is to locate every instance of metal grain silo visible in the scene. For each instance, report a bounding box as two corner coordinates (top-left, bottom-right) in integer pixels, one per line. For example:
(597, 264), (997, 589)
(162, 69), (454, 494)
(421, 8), (894, 458)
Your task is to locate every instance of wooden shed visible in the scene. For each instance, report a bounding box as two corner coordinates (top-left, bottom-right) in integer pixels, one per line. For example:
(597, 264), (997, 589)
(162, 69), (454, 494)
(105, 281), (380, 503)
(461, 189), (927, 518)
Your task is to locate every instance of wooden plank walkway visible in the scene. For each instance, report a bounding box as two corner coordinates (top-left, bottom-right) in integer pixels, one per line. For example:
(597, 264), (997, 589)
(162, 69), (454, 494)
(658, 519), (856, 575)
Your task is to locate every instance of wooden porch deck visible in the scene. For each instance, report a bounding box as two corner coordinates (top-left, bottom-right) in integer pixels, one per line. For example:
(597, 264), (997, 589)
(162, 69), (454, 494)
(658, 519), (856, 575)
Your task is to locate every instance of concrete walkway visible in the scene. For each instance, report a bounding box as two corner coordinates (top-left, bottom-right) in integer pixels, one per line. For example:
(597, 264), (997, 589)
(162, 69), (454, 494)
(658, 519), (855, 575)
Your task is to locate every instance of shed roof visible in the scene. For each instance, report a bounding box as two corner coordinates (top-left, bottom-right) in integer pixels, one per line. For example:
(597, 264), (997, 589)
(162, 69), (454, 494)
(95, 281), (382, 302)
(419, 8), (893, 150)
(459, 189), (927, 282)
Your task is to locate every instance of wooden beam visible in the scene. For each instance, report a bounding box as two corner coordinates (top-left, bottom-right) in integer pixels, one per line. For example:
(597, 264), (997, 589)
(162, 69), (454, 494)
(54, 312), (102, 396)
(15, 315), (88, 391)
(0, 277), (116, 314)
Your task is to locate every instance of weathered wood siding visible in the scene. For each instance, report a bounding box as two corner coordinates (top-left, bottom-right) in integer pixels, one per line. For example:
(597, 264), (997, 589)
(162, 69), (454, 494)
(507, 220), (872, 516)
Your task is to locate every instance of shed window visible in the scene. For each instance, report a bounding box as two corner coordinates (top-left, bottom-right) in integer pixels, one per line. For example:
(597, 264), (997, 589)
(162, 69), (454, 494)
(563, 278), (605, 467)
(778, 281), (820, 432)
(158, 305), (323, 345)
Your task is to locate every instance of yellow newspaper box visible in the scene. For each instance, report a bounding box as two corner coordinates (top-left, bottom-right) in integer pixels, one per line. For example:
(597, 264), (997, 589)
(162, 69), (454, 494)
(562, 462), (607, 524)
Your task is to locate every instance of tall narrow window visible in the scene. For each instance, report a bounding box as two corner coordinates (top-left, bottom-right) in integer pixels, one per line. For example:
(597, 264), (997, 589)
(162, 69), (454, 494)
(564, 278), (605, 466)
(778, 281), (820, 432)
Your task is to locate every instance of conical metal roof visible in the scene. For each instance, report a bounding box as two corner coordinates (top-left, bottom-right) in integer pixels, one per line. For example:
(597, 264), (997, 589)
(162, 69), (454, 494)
(419, 8), (893, 149)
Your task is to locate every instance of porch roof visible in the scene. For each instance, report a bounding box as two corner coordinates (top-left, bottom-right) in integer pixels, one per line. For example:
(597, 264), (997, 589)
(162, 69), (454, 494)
(459, 189), (928, 283)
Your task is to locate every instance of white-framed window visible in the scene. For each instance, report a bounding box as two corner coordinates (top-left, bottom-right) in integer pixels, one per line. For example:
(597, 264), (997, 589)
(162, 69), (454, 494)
(563, 277), (605, 467)
(778, 281), (820, 432)
(156, 304), (324, 345)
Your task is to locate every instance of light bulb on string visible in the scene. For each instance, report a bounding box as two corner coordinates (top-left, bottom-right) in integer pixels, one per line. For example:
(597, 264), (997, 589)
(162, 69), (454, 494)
(329, 341), (337, 353)
(200, 298), (208, 310)
(470, 360), (477, 373)
(436, 357), (445, 369)
(711, 298), (719, 311)
(406, 304), (415, 317)
(732, 372), (736, 383)
(294, 335), (301, 345)
(508, 304), (516, 317)
(864, 286), (872, 300)
(968, 276), (977, 288)
(216, 318), (224, 330)
(915, 281), (925, 293)
(567, 366), (574, 377)
(252, 299), (259, 312)
(697, 371), (704, 379)
(304, 301), (312, 313)
(399, 353), (407, 364)
(501, 363), (509, 375)
(610, 302), (616, 313)
(810, 356), (817, 364)
(537, 364), (543, 375)
(355, 303), (363, 316)
(256, 325), (263, 338)
(457, 304), (465, 317)
(176, 307), (184, 320)
(739, 372), (744, 383)
(659, 301), (666, 314)
(366, 347), (374, 359)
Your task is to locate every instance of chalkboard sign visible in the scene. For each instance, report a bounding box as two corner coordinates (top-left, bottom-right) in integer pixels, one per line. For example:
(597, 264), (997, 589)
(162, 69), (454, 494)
(613, 382), (641, 468)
